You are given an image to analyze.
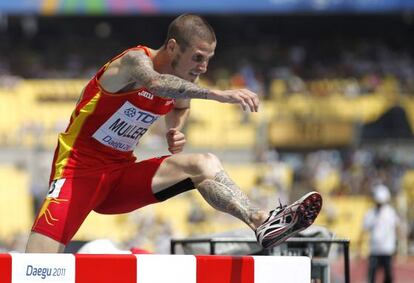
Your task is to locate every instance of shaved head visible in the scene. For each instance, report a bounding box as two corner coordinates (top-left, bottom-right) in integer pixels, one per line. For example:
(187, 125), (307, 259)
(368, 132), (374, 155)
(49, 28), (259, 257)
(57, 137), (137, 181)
(164, 14), (216, 51)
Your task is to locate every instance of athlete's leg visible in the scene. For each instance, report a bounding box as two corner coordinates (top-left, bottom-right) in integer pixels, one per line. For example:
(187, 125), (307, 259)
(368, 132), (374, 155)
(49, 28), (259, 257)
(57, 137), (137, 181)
(26, 173), (115, 253)
(152, 152), (322, 249)
(92, 152), (321, 250)
(26, 232), (65, 253)
(152, 153), (268, 230)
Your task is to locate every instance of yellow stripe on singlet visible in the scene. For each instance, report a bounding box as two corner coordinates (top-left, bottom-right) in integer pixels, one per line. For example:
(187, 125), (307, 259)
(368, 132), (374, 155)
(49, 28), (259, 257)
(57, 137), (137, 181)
(53, 92), (101, 179)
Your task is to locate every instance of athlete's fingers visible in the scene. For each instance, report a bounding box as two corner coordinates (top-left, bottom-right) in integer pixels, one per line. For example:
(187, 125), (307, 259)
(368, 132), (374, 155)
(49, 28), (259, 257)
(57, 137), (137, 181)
(170, 139), (186, 147)
(244, 94), (255, 112)
(239, 100), (247, 111)
(168, 128), (185, 138)
(241, 89), (259, 112)
(168, 146), (184, 154)
(167, 129), (186, 153)
(170, 145), (184, 151)
(166, 129), (186, 149)
(173, 132), (186, 141)
(243, 89), (260, 110)
(219, 89), (258, 112)
(167, 128), (178, 137)
(238, 92), (255, 112)
(169, 135), (185, 147)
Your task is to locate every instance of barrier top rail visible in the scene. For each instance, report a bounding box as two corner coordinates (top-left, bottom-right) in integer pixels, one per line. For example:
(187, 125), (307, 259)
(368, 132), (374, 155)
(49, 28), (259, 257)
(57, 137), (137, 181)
(171, 237), (350, 283)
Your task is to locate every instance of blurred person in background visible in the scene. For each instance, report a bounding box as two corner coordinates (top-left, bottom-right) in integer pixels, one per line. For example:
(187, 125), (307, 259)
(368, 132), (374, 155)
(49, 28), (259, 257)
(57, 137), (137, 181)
(25, 14), (322, 253)
(359, 184), (400, 283)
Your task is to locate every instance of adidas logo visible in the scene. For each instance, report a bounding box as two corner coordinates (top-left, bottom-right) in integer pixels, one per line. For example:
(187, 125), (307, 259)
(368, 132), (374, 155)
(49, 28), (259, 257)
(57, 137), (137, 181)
(138, 91), (154, 100)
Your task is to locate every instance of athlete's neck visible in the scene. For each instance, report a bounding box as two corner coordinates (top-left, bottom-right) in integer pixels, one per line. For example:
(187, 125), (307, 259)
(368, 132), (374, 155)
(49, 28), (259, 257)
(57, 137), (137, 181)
(152, 47), (174, 75)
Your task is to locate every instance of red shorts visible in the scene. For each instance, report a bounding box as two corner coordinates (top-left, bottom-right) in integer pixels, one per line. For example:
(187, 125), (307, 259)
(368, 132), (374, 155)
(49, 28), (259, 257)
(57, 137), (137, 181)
(32, 156), (170, 245)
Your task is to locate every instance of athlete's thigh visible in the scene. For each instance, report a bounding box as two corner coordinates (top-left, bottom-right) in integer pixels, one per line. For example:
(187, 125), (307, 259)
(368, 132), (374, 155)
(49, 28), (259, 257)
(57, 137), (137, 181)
(95, 154), (201, 214)
(95, 156), (171, 214)
(151, 153), (207, 193)
(32, 174), (108, 245)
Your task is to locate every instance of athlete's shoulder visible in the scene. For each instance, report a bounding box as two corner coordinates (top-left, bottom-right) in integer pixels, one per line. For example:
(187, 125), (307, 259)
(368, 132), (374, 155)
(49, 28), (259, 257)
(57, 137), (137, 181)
(129, 45), (155, 58)
(119, 45), (159, 63)
(102, 45), (153, 74)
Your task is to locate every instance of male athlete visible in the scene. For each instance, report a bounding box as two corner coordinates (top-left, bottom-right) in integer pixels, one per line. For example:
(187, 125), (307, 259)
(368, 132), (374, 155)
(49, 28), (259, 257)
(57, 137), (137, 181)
(26, 14), (322, 253)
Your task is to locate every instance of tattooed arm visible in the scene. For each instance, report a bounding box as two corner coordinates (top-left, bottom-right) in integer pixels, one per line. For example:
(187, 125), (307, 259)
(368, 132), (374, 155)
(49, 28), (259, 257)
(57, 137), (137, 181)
(120, 50), (260, 112)
(122, 50), (210, 99)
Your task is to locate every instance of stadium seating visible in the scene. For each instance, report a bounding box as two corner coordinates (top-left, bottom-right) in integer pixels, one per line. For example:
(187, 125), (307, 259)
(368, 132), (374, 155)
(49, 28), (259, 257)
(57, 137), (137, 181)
(1, 79), (414, 150)
(0, 165), (32, 242)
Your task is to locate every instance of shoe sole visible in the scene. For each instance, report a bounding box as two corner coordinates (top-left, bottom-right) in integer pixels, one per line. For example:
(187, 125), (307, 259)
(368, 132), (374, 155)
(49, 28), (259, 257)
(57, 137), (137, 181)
(261, 191), (323, 249)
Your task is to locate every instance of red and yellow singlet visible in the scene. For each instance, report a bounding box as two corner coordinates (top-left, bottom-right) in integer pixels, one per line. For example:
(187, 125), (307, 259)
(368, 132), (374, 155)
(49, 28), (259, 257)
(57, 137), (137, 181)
(50, 46), (175, 181)
(32, 46), (176, 244)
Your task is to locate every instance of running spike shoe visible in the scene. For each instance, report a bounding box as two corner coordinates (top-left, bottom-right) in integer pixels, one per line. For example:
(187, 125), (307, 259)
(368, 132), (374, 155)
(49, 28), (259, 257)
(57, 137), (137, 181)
(255, 191), (323, 249)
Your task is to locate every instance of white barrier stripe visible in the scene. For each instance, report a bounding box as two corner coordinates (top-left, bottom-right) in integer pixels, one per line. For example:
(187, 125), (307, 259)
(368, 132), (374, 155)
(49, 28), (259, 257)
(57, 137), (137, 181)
(135, 254), (196, 283)
(253, 256), (311, 283)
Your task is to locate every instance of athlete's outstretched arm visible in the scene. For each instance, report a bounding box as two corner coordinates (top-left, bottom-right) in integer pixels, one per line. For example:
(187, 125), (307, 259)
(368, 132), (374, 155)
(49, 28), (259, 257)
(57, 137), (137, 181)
(121, 51), (260, 112)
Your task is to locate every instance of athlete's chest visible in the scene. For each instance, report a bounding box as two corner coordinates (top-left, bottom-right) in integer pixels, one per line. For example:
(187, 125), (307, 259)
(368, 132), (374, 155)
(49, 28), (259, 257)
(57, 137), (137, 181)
(83, 89), (174, 152)
(91, 100), (159, 151)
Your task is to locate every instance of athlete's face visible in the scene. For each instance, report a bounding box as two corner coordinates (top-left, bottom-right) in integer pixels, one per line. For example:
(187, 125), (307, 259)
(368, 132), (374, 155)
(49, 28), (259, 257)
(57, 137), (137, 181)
(171, 38), (216, 82)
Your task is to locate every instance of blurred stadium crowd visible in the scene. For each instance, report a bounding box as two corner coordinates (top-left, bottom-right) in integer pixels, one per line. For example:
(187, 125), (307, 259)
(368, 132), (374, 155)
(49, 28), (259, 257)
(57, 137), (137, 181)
(1, 15), (414, 93)
(1, 14), (414, 267)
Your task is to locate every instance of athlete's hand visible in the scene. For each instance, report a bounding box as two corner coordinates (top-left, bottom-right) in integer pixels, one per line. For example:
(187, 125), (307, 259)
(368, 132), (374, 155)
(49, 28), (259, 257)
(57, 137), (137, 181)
(210, 89), (259, 112)
(166, 128), (186, 154)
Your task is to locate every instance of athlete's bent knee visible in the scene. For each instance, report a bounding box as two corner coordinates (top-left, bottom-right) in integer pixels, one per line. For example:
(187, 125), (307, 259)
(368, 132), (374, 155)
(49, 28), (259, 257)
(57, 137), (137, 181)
(191, 153), (223, 180)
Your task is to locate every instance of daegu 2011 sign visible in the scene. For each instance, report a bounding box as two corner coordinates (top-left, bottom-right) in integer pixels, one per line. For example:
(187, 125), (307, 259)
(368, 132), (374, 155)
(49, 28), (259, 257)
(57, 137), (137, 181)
(11, 253), (75, 283)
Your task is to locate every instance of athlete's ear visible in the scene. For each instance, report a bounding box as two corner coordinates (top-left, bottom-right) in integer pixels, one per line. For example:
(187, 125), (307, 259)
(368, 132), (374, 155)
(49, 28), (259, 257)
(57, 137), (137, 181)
(166, 39), (179, 56)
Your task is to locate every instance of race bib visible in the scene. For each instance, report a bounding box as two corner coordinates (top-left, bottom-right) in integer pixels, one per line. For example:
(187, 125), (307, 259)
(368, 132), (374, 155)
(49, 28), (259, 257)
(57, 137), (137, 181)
(92, 101), (159, 151)
(47, 179), (66, 198)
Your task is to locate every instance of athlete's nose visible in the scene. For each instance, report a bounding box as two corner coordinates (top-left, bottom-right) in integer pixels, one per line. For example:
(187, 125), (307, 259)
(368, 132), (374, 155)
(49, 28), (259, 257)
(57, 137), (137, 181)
(197, 61), (208, 74)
